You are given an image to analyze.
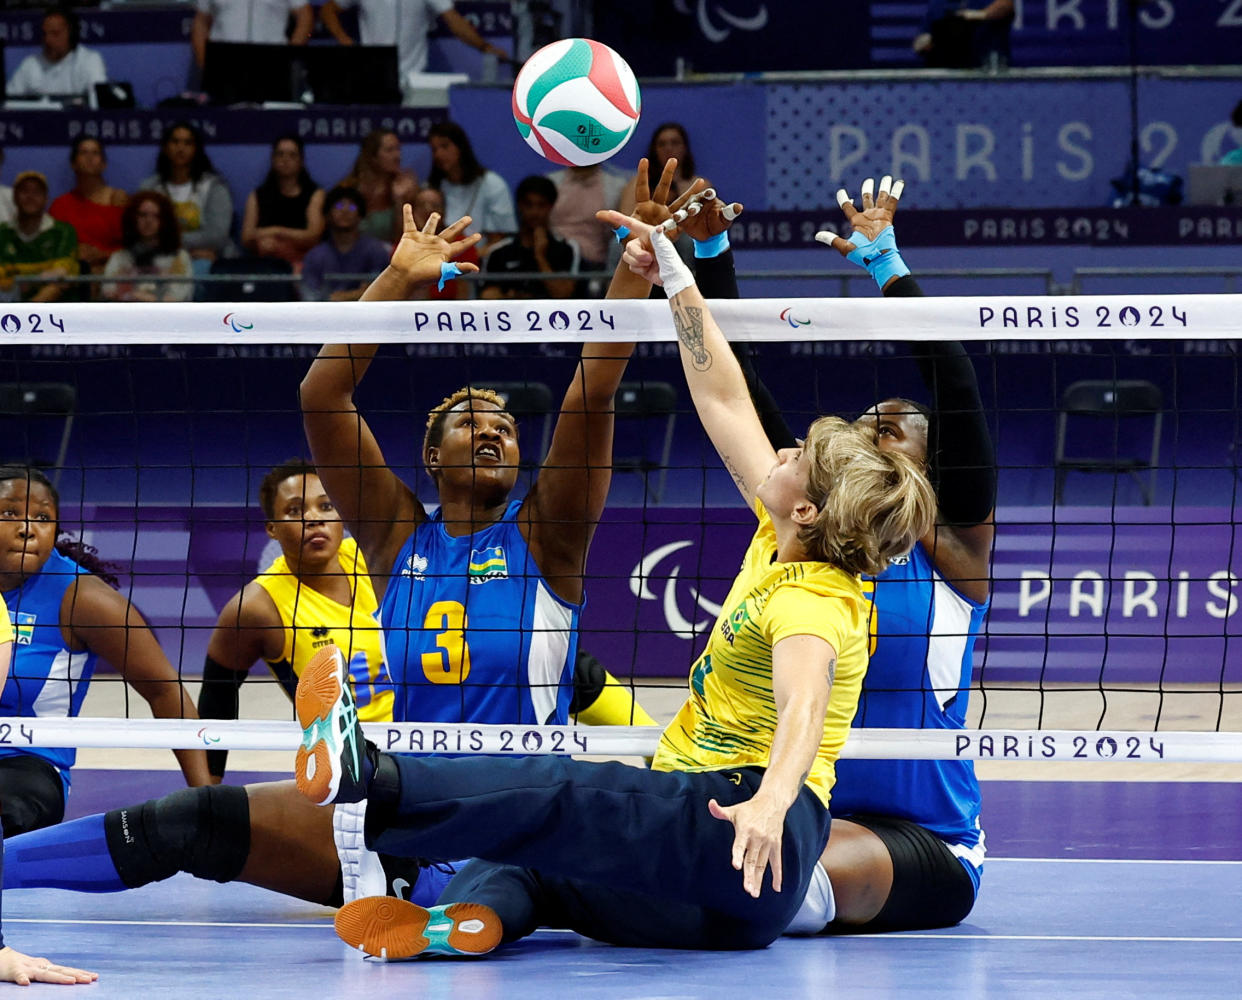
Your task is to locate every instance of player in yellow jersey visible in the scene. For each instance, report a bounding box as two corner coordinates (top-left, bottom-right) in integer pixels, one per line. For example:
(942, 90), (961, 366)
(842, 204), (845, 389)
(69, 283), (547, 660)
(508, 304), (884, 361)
(307, 211), (937, 959)
(197, 459), (393, 780)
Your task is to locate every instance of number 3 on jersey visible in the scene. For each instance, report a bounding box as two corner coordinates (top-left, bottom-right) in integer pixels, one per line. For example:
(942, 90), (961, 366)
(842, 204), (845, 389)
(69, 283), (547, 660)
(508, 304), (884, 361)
(421, 600), (472, 684)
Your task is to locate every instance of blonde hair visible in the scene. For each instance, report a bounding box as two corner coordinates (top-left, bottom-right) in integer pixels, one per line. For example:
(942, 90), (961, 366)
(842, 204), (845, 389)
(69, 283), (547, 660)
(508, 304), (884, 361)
(798, 416), (937, 577)
(422, 386), (511, 467)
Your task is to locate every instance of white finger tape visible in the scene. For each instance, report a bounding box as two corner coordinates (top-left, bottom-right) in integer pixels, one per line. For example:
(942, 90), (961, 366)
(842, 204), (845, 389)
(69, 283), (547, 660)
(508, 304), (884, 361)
(891, 180), (905, 200)
(814, 230), (839, 246)
(861, 178), (874, 198)
(836, 188), (850, 207)
(722, 203), (742, 221)
(879, 175), (893, 196)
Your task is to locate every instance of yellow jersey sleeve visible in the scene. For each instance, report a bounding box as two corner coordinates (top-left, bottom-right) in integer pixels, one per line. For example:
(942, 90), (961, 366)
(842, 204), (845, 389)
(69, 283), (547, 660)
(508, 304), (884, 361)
(764, 581), (857, 654)
(0, 593), (12, 644)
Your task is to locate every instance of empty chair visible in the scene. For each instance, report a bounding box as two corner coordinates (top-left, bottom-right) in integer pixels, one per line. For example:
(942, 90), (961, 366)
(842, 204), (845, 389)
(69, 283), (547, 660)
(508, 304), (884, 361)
(0, 382), (76, 486)
(613, 380), (678, 504)
(203, 257), (298, 302)
(1053, 379), (1163, 505)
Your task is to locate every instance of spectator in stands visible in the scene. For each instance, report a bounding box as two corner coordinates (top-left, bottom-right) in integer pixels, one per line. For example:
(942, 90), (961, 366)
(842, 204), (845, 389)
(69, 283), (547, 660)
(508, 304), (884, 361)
(481, 174), (578, 299)
(0, 151), (14, 228)
(319, 0), (508, 104)
(409, 186), (475, 300)
(191, 0), (313, 69)
(618, 123), (700, 214)
(50, 137), (128, 275)
(139, 121), (234, 270)
(337, 129), (419, 246)
(240, 135), (324, 270)
(0, 172), (78, 303)
(1220, 99), (1242, 165)
(547, 162), (628, 275)
(427, 120), (515, 250)
(101, 191), (194, 303)
(913, 0), (1014, 70)
(299, 185), (391, 302)
(7, 7), (107, 100)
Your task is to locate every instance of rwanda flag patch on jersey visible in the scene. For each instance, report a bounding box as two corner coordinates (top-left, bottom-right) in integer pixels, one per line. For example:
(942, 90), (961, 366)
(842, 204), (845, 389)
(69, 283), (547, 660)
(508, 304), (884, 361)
(468, 546), (508, 584)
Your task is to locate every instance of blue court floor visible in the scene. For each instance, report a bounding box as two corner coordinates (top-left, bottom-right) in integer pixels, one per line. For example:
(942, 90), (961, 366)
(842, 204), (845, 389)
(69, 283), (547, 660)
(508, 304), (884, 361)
(5, 775), (1240, 998)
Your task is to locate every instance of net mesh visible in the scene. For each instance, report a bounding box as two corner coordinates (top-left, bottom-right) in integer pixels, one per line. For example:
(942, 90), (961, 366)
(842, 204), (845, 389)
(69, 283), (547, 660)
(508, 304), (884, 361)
(1, 296), (1239, 760)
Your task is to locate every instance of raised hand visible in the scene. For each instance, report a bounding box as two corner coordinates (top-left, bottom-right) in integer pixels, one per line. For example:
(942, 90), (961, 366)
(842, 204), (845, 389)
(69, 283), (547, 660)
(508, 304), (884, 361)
(673, 186), (743, 243)
(387, 205), (482, 287)
(815, 175), (904, 257)
(629, 156), (709, 230)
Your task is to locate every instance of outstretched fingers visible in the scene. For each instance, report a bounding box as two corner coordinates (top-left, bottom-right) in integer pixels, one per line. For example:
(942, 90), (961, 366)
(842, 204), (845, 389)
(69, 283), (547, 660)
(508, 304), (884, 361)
(836, 186), (859, 223)
(438, 214), (475, 243)
(651, 155), (680, 206)
(815, 230), (855, 257)
(632, 156), (652, 205)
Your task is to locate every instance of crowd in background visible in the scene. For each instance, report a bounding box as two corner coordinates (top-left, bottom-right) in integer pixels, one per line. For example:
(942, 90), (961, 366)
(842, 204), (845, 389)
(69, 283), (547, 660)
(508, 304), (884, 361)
(0, 114), (702, 303)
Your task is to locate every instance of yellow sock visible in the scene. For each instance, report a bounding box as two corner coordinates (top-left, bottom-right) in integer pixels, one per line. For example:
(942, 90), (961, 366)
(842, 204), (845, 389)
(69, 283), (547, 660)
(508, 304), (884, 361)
(575, 671), (658, 727)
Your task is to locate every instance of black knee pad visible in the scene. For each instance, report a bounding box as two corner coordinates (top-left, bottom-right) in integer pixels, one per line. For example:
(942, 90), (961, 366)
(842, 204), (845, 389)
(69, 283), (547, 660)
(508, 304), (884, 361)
(569, 648), (607, 715)
(104, 784), (251, 888)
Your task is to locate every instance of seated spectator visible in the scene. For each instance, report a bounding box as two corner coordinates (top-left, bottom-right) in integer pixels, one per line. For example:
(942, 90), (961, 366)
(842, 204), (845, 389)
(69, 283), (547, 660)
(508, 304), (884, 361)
(913, 0), (1015, 70)
(0, 151), (14, 228)
(192, 0), (313, 69)
(299, 186), (391, 302)
(546, 163), (628, 273)
(427, 121), (515, 250)
(240, 134), (324, 269)
(0, 172), (78, 303)
(139, 121), (234, 269)
(101, 191), (194, 303)
(1220, 100), (1242, 165)
(337, 129), (419, 246)
(7, 7), (106, 99)
(319, 0), (508, 105)
(618, 123), (701, 214)
(409, 186), (476, 300)
(49, 137), (128, 274)
(480, 175), (578, 300)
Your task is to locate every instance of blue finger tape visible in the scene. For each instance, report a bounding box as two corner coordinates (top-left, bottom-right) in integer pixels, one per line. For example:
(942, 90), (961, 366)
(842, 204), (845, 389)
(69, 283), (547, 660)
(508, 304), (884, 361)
(612, 225), (631, 243)
(438, 262), (463, 291)
(844, 226), (910, 289)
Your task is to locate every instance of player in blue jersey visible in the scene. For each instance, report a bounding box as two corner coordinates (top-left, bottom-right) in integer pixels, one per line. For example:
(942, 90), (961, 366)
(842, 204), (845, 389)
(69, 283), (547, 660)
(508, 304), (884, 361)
(620, 177), (993, 933)
(808, 181), (994, 933)
(0, 466), (211, 836)
(0, 596), (97, 986)
(2, 160), (683, 914)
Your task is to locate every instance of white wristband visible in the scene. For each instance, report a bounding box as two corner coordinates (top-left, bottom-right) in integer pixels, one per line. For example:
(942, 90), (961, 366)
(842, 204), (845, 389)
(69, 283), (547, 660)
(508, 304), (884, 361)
(652, 229), (695, 298)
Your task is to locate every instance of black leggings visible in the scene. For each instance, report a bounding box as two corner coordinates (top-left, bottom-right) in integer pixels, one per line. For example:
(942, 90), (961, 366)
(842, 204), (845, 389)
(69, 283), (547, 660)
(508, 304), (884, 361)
(824, 814), (978, 933)
(0, 755), (66, 838)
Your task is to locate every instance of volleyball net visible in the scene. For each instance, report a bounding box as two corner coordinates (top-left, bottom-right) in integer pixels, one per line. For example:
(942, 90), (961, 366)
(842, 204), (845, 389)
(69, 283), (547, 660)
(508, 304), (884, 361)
(1, 294), (1239, 763)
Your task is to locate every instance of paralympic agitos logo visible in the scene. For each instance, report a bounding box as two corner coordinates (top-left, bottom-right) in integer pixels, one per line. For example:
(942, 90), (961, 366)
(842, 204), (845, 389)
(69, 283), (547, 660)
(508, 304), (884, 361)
(629, 540), (723, 637)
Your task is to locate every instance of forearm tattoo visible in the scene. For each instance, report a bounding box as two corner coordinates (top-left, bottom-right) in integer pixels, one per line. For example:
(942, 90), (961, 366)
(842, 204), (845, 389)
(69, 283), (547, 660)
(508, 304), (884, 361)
(672, 305), (711, 372)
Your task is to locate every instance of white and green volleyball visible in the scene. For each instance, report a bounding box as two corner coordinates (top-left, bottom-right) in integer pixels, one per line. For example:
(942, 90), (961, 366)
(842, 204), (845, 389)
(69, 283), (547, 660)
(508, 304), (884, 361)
(512, 38), (641, 167)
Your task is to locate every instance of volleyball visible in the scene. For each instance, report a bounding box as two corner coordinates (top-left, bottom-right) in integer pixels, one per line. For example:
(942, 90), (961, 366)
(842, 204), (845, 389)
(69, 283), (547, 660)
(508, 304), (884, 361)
(511, 38), (641, 167)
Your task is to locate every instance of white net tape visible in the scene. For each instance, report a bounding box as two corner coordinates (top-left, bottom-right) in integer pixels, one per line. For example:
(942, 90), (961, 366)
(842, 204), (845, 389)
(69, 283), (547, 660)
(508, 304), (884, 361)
(14, 719), (1239, 762)
(6, 293), (1235, 345)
